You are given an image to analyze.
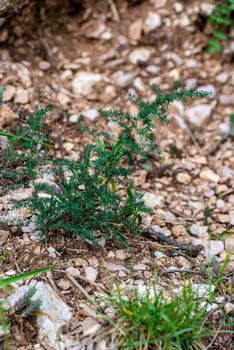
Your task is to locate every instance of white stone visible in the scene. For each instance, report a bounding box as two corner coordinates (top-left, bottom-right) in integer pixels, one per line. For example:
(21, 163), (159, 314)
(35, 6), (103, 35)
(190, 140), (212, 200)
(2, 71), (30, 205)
(219, 94), (234, 105)
(82, 109), (100, 121)
(189, 224), (208, 237)
(156, 209), (176, 222)
(154, 251), (166, 259)
(66, 266), (80, 277)
(200, 3), (215, 16)
(144, 12), (161, 33)
(146, 65), (160, 74)
(198, 84), (216, 97)
(229, 211), (234, 226)
(129, 48), (151, 65)
(133, 77), (145, 92)
(71, 71), (102, 95)
(219, 122), (230, 135)
(192, 283), (215, 297)
(69, 114), (80, 123)
(225, 239), (234, 253)
(151, 225), (171, 237)
(143, 192), (164, 208)
(216, 72), (229, 84)
(103, 261), (128, 272)
(202, 240), (224, 258)
(14, 89), (29, 104)
(57, 279), (71, 290)
(84, 266), (98, 282)
(3, 85), (16, 102)
(199, 168), (220, 183)
(114, 71), (136, 87)
(174, 2), (183, 13)
(8, 282), (72, 349)
(185, 104), (213, 126)
(128, 19), (143, 42)
(224, 303), (234, 314)
(35, 293), (70, 334)
(176, 172), (191, 185)
(39, 61), (51, 71)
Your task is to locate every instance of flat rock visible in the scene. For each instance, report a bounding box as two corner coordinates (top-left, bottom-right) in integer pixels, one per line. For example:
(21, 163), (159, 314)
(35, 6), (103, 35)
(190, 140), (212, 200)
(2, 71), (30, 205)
(84, 266), (98, 282)
(176, 172), (191, 185)
(103, 261), (128, 272)
(189, 224), (208, 237)
(229, 211), (234, 225)
(114, 71), (136, 87)
(71, 71), (102, 95)
(128, 19), (143, 42)
(199, 168), (220, 183)
(185, 104), (213, 127)
(225, 239), (234, 254)
(143, 12), (161, 33)
(8, 282), (72, 348)
(219, 94), (234, 105)
(192, 283), (215, 297)
(151, 224), (171, 237)
(171, 225), (187, 238)
(14, 88), (29, 104)
(129, 48), (151, 65)
(194, 239), (224, 258)
(81, 109), (100, 121)
(143, 192), (164, 208)
(3, 85), (16, 102)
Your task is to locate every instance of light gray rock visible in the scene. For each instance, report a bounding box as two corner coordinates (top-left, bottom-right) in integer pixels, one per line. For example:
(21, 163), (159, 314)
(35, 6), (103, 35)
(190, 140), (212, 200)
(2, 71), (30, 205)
(81, 109), (100, 121)
(176, 172), (191, 185)
(199, 240), (224, 258)
(14, 88), (29, 104)
(71, 71), (102, 95)
(151, 225), (171, 237)
(192, 283), (215, 297)
(225, 239), (234, 254)
(129, 48), (151, 65)
(114, 71), (136, 87)
(189, 224), (208, 237)
(200, 3), (215, 16)
(229, 211), (234, 226)
(69, 114), (80, 123)
(32, 282), (72, 348)
(8, 282), (72, 349)
(144, 12), (161, 33)
(84, 266), (98, 282)
(39, 61), (51, 71)
(143, 192), (164, 208)
(216, 72), (229, 84)
(199, 168), (220, 183)
(185, 104), (213, 127)
(219, 94), (234, 106)
(3, 85), (16, 102)
(198, 84), (216, 97)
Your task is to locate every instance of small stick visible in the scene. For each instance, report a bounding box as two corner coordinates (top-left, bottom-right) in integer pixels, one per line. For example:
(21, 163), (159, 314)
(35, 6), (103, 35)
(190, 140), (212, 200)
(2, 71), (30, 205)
(108, 0), (120, 22)
(66, 273), (99, 307)
(143, 227), (203, 257)
(160, 269), (205, 276)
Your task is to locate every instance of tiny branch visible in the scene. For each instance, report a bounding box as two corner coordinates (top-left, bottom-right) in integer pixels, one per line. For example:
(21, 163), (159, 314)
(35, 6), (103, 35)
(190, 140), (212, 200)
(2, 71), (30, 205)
(143, 227), (203, 257)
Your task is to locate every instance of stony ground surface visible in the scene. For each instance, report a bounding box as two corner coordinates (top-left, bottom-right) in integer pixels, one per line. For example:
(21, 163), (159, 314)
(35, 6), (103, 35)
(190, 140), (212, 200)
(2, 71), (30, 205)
(0, 0), (234, 349)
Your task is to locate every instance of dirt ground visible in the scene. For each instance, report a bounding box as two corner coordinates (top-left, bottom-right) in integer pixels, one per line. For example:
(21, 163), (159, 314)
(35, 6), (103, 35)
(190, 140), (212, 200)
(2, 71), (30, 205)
(0, 0), (234, 349)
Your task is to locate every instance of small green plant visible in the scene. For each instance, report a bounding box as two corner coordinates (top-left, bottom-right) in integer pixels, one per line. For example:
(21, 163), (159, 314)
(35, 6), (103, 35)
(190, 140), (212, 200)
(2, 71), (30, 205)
(3, 84), (210, 245)
(207, 0), (234, 53)
(0, 105), (51, 190)
(99, 284), (211, 350)
(229, 113), (234, 137)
